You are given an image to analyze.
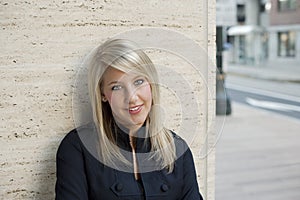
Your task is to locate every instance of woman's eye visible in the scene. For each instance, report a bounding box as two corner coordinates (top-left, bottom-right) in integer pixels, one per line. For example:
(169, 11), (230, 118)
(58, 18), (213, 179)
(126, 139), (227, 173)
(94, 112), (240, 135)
(134, 79), (144, 86)
(111, 85), (122, 90)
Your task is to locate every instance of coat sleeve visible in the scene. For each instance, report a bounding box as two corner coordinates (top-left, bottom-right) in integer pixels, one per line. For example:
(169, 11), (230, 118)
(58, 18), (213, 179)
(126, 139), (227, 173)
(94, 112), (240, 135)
(55, 130), (89, 200)
(180, 148), (203, 200)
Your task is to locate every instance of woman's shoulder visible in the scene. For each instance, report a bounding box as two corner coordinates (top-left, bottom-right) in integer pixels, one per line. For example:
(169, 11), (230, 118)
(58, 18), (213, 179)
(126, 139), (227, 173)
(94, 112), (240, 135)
(169, 130), (187, 144)
(57, 123), (97, 154)
(169, 130), (191, 158)
(57, 128), (81, 156)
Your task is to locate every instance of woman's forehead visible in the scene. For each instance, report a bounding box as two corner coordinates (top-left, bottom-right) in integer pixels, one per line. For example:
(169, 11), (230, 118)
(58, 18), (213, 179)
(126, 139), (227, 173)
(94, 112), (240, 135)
(102, 67), (144, 83)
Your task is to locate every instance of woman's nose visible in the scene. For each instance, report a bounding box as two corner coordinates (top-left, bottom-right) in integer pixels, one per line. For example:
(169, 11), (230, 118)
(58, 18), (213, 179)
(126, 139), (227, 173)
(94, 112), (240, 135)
(125, 86), (138, 103)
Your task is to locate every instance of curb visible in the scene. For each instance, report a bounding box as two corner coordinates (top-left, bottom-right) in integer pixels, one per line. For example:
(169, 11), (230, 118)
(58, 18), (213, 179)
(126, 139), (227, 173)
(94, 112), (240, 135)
(227, 71), (300, 84)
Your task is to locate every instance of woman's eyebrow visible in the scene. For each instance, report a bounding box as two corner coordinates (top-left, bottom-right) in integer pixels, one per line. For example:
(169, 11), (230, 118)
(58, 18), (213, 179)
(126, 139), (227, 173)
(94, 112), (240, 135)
(108, 80), (121, 85)
(133, 75), (143, 79)
(107, 75), (143, 85)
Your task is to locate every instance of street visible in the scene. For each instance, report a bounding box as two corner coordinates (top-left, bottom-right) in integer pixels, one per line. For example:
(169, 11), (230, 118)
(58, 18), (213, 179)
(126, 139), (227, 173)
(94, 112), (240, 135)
(226, 84), (300, 120)
(226, 75), (300, 120)
(216, 74), (300, 200)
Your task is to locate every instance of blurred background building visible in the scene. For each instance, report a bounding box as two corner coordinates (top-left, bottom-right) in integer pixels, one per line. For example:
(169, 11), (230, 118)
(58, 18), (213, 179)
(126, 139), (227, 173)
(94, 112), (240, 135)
(224, 0), (300, 68)
(268, 0), (300, 67)
(216, 2), (300, 200)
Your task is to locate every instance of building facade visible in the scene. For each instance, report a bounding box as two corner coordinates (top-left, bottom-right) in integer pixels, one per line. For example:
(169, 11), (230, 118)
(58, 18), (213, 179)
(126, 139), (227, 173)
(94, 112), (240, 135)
(268, 0), (300, 67)
(226, 0), (266, 65)
(225, 0), (300, 68)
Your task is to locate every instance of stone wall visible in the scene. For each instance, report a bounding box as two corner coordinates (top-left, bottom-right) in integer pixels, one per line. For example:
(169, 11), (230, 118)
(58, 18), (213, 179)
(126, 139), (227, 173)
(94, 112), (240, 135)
(0, 0), (216, 199)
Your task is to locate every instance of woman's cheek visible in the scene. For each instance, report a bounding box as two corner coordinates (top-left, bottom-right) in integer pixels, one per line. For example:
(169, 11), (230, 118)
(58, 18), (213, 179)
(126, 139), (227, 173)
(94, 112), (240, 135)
(105, 92), (115, 106)
(109, 92), (124, 108)
(143, 84), (152, 99)
(106, 92), (112, 102)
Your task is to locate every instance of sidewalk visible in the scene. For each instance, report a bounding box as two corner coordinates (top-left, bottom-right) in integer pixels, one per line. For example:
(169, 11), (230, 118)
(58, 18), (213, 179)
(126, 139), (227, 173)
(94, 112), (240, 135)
(225, 63), (300, 83)
(216, 102), (300, 200)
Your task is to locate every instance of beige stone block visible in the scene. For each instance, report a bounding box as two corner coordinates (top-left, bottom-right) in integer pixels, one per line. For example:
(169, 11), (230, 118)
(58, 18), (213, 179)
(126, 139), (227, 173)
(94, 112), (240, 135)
(1, 0), (215, 199)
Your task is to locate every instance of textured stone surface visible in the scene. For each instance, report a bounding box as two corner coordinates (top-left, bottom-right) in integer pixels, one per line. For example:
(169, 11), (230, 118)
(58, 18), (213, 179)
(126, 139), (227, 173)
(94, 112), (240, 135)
(0, 0), (215, 199)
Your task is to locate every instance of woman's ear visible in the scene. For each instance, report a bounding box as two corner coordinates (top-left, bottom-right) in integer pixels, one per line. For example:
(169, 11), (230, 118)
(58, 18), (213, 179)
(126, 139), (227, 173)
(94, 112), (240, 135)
(101, 94), (108, 102)
(102, 97), (108, 102)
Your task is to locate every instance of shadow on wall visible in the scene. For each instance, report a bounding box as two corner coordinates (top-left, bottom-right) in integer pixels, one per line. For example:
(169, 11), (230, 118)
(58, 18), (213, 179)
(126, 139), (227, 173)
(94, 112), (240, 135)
(35, 139), (60, 199)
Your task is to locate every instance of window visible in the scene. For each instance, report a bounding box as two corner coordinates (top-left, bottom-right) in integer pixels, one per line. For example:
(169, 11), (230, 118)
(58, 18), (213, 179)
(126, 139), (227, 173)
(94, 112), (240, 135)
(278, 31), (296, 57)
(278, 0), (297, 11)
(237, 4), (246, 23)
(260, 2), (272, 13)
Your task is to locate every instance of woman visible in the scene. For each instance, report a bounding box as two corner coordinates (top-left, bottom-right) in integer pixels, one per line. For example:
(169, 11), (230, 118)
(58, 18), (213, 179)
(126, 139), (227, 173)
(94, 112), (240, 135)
(55, 39), (203, 200)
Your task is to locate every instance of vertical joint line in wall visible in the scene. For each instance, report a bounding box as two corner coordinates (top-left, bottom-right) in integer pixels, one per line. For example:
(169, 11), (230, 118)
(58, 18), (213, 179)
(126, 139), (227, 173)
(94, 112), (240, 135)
(199, 0), (209, 199)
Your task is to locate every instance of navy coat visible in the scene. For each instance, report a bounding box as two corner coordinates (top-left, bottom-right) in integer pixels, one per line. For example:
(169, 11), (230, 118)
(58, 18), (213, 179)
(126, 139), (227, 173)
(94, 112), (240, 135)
(55, 123), (203, 200)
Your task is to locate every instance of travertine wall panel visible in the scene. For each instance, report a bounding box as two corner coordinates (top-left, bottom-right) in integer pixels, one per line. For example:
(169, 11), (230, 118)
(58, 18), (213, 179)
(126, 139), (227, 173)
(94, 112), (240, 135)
(0, 0), (215, 199)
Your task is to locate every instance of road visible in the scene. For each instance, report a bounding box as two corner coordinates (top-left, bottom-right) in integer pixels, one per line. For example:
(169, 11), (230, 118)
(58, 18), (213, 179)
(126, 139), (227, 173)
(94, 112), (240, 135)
(226, 84), (300, 120)
(225, 76), (300, 120)
(216, 75), (300, 200)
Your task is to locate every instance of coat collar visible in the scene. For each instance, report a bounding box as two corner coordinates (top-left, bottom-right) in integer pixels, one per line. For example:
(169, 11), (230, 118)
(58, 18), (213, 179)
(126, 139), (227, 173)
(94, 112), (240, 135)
(112, 121), (151, 153)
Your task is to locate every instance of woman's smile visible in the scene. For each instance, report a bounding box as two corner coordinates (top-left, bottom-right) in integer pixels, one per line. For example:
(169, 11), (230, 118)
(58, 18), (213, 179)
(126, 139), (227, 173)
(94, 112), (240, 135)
(128, 104), (143, 114)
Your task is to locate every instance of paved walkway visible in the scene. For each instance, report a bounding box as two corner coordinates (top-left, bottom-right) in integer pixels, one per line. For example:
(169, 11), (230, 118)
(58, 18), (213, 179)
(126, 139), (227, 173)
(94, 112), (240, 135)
(216, 102), (300, 200)
(225, 63), (300, 83)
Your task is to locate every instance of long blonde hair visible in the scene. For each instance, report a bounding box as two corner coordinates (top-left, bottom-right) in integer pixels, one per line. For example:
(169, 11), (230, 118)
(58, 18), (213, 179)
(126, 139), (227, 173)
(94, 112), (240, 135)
(88, 39), (176, 172)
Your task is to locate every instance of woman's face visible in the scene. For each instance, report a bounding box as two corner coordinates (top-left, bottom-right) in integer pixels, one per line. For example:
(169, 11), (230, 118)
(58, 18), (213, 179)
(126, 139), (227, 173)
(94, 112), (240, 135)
(101, 67), (152, 131)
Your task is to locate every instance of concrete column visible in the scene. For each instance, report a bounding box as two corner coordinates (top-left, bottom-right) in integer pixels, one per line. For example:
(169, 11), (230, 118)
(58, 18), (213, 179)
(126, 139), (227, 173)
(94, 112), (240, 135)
(296, 30), (300, 62)
(268, 31), (278, 60)
(0, 0), (215, 199)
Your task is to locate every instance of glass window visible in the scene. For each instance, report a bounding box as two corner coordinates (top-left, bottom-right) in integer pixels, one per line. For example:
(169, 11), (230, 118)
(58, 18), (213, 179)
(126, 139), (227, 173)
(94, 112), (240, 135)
(278, 0), (297, 11)
(237, 4), (246, 23)
(278, 31), (296, 57)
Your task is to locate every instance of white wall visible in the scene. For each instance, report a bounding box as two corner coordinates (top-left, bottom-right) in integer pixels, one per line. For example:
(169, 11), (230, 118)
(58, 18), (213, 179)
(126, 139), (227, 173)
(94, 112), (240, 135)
(245, 0), (259, 25)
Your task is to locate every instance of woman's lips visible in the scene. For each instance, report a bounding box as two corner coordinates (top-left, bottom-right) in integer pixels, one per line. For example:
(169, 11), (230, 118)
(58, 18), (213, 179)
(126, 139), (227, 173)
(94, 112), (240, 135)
(128, 105), (143, 114)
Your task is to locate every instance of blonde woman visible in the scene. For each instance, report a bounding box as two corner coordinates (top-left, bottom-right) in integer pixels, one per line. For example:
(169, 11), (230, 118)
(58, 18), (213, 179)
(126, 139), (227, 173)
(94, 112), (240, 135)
(55, 39), (203, 200)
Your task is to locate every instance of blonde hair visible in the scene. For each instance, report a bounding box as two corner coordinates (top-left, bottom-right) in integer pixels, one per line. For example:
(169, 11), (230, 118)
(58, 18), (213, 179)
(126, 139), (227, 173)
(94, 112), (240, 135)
(88, 39), (176, 172)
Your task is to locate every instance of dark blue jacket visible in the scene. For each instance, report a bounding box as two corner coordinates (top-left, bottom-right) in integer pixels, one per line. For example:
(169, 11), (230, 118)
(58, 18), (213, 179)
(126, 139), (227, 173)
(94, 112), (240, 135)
(55, 124), (203, 200)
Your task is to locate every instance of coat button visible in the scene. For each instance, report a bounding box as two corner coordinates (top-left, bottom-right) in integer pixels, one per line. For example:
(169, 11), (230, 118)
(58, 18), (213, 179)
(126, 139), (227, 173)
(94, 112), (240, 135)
(115, 183), (123, 192)
(161, 184), (169, 192)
